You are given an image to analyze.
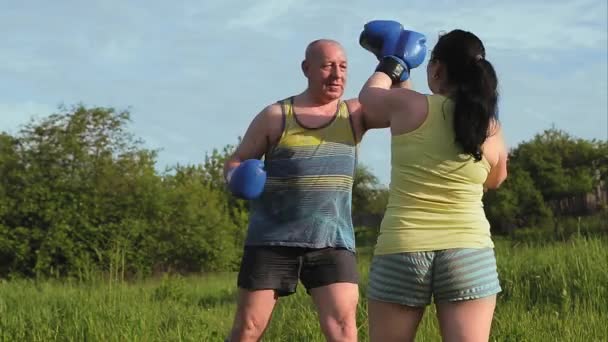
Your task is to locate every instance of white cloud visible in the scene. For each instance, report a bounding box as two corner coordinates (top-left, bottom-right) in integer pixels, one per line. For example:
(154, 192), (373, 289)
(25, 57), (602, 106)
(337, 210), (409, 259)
(461, 0), (607, 52)
(349, 0), (606, 53)
(0, 0), (605, 186)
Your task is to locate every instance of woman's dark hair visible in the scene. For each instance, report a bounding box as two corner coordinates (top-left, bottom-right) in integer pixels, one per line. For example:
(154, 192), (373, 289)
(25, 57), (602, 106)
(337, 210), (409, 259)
(431, 29), (499, 161)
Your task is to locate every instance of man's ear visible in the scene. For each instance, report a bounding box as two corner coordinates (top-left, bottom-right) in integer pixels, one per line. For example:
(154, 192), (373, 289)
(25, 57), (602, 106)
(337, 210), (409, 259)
(301, 60), (309, 77)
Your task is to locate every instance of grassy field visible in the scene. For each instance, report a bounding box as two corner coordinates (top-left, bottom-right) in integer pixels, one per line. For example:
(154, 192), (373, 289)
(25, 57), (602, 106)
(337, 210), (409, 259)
(1, 236), (606, 341)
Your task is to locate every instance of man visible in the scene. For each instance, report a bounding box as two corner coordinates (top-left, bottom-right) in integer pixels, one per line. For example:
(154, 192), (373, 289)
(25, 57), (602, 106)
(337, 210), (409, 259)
(224, 39), (388, 342)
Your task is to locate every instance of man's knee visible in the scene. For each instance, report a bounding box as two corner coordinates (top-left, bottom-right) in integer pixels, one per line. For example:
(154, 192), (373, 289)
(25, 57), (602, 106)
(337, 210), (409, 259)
(320, 311), (358, 342)
(310, 282), (359, 341)
(230, 314), (269, 341)
(229, 288), (278, 342)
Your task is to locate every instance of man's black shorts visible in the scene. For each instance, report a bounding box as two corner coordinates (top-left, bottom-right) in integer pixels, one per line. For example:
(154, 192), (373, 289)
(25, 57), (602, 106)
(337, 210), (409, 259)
(237, 246), (359, 297)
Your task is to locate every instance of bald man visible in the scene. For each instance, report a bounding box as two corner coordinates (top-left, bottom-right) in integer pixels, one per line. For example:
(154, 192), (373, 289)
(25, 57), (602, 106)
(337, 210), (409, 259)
(224, 39), (390, 342)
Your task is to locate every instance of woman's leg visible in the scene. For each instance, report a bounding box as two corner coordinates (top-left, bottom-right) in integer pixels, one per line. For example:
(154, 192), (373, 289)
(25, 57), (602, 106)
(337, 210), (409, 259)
(366, 252), (434, 342)
(432, 248), (501, 342)
(436, 295), (497, 342)
(368, 298), (425, 342)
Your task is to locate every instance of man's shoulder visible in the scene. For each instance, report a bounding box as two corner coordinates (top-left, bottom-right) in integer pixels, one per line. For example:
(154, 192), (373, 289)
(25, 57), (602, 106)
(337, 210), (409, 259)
(257, 101), (284, 120)
(256, 102), (285, 140)
(343, 98), (362, 112)
(342, 98), (367, 142)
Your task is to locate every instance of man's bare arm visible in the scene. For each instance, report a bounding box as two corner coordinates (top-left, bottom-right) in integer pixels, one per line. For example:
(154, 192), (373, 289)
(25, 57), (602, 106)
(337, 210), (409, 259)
(223, 104), (281, 180)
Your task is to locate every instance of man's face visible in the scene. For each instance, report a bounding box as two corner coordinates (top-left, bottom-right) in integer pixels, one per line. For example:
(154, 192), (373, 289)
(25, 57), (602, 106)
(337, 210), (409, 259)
(304, 43), (347, 101)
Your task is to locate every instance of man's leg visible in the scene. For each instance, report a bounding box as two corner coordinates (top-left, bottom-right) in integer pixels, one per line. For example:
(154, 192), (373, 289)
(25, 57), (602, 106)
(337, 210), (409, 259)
(227, 246), (301, 342)
(310, 282), (359, 342)
(228, 289), (278, 342)
(301, 248), (360, 342)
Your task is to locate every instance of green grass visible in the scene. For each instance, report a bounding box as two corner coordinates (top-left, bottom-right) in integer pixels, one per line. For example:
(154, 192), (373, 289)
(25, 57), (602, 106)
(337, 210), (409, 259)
(1, 236), (606, 341)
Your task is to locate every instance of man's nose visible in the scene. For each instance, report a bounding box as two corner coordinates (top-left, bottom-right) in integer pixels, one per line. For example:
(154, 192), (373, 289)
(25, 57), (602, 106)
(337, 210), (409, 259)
(331, 65), (344, 78)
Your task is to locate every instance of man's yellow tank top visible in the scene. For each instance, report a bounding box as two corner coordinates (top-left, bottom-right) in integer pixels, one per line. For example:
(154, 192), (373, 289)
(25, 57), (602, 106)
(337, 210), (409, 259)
(374, 94), (493, 255)
(246, 97), (358, 250)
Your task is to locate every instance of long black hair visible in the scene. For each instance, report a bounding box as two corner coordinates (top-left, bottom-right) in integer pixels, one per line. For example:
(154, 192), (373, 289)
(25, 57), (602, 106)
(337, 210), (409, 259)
(431, 29), (499, 161)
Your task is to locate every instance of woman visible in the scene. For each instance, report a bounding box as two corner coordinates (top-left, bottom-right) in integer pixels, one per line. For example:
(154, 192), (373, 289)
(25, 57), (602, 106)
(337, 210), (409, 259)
(358, 29), (508, 342)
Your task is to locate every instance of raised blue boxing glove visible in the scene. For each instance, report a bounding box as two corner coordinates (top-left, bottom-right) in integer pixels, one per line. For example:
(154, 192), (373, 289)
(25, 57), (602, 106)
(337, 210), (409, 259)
(359, 20), (404, 60)
(377, 30), (427, 82)
(226, 159), (267, 200)
(360, 20), (427, 82)
(375, 55), (410, 83)
(395, 30), (427, 70)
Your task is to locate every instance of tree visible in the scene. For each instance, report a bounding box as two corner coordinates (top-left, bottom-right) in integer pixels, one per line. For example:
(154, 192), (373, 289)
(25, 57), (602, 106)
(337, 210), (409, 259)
(484, 127), (607, 234)
(0, 105), (250, 278)
(484, 163), (552, 234)
(512, 128), (607, 214)
(351, 164), (388, 246)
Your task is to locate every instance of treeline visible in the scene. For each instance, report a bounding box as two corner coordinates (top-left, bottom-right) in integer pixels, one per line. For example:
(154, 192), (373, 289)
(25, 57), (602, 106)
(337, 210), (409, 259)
(0, 106), (248, 278)
(483, 127), (608, 234)
(0, 105), (606, 278)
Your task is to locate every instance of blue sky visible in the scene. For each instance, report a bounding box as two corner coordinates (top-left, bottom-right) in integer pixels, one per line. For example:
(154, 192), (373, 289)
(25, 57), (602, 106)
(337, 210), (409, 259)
(1, 0), (606, 185)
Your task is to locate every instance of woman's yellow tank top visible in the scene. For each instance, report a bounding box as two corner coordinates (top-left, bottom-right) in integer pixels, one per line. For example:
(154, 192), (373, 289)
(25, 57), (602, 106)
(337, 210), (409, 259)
(374, 94), (494, 255)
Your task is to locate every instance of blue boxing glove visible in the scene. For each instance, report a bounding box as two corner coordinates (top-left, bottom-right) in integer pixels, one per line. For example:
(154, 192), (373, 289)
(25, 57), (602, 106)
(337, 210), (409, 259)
(360, 20), (427, 82)
(379, 29), (427, 82)
(226, 159), (267, 200)
(395, 30), (427, 70)
(375, 55), (410, 83)
(359, 20), (404, 60)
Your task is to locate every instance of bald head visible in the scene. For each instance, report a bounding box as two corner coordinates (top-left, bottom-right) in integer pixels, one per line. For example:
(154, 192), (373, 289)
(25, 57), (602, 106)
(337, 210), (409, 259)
(304, 39), (345, 62)
(301, 39), (348, 103)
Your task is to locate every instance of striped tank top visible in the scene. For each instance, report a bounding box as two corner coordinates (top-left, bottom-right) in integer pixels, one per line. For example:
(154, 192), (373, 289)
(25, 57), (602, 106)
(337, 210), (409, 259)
(246, 96), (358, 251)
